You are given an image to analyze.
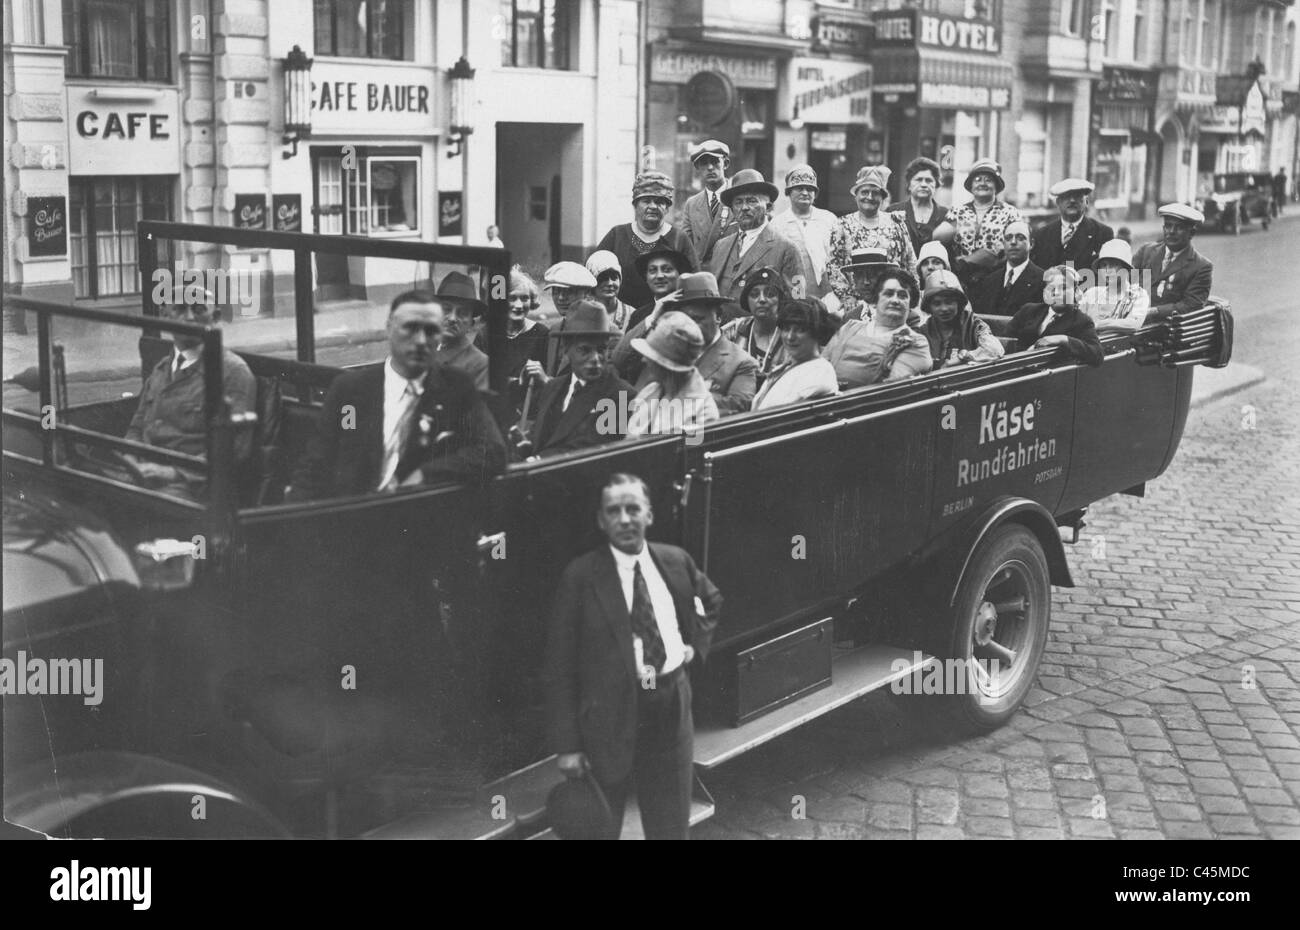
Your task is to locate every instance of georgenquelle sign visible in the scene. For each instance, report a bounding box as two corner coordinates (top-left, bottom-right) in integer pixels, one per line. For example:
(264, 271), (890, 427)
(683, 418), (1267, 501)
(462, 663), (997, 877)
(871, 9), (1001, 54)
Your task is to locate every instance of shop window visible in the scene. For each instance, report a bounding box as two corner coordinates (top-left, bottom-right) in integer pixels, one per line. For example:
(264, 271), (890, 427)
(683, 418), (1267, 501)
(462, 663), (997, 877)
(499, 0), (575, 70)
(1093, 136), (1124, 205)
(1199, 0), (1217, 69)
(313, 0), (414, 60)
(64, 0), (171, 82)
(1015, 109), (1046, 209)
(69, 177), (172, 299)
(312, 147), (421, 236)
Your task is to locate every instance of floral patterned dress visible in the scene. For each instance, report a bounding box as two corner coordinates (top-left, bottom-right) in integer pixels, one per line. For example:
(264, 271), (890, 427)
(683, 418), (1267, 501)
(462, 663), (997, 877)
(946, 199), (1025, 258)
(825, 211), (918, 311)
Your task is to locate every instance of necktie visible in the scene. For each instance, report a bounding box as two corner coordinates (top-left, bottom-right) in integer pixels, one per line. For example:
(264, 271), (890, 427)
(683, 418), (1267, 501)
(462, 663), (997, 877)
(1162, 250), (1174, 272)
(381, 382), (419, 489)
(630, 562), (666, 673)
(1062, 223), (1075, 247)
(1004, 267), (1015, 290)
(561, 376), (586, 412)
(709, 190), (720, 220)
(1038, 309), (1057, 335)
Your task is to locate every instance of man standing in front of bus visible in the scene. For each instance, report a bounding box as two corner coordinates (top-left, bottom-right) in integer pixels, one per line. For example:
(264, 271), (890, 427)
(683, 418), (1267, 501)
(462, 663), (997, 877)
(545, 473), (722, 839)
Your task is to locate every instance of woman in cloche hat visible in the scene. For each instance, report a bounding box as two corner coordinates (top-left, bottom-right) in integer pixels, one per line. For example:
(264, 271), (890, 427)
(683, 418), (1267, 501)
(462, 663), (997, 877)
(945, 157), (1026, 259)
(594, 171), (701, 311)
(1076, 238), (1151, 333)
(626, 310), (719, 438)
(919, 270), (1004, 369)
(825, 164), (918, 320)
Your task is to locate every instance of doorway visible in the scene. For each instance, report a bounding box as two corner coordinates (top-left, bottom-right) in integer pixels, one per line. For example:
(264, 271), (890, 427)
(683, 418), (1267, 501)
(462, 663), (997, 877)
(496, 123), (583, 277)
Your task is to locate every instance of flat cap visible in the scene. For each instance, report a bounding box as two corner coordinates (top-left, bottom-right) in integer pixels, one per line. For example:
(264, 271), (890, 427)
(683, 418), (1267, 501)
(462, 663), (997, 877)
(1049, 178), (1095, 197)
(1157, 202), (1205, 225)
(690, 140), (731, 163)
(543, 261), (598, 289)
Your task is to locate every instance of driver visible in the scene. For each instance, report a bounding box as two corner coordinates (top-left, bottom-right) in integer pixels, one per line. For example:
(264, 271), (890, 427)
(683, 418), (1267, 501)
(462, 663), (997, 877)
(124, 292), (255, 496)
(1131, 203), (1213, 323)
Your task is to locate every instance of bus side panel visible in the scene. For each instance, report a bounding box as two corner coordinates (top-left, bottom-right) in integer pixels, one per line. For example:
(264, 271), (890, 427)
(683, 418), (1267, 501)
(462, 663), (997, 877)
(1059, 354), (1180, 513)
(701, 405), (938, 649)
(927, 369), (1078, 539)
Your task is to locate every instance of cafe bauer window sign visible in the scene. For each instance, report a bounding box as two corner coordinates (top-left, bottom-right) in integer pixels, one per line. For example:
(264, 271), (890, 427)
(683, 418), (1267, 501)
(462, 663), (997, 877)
(310, 61), (438, 136)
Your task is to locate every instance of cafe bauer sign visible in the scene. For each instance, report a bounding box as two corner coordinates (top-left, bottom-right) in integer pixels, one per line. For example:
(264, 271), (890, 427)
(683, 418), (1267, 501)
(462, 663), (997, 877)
(310, 62), (438, 136)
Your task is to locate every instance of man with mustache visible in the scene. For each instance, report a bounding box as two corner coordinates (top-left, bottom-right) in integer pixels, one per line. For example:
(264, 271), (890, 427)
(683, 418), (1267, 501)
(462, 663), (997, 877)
(288, 289), (505, 499)
(595, 172), (700, 310)
(708, 169), (810, 304)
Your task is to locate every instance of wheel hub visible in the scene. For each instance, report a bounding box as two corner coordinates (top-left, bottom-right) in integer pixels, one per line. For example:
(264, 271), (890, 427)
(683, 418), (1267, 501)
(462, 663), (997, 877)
(974, 602), (999, 646)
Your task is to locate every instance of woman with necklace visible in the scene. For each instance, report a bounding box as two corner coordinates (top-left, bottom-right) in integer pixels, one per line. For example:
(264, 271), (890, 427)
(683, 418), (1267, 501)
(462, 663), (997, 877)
(825, 165), (917, 319)
(595, 171), (700, 310)
(947, 158), (1025, 259)
(722, 267), (788, 382)
(751, 298), (839, 411)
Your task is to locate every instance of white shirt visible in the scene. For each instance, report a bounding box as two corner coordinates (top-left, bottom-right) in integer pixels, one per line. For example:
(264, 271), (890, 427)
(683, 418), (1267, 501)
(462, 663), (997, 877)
(609, 543), (686, 675)
(171, 346), (201, 375)
(561, 374), (586, 412)
(378, 358), (426, 490)
(739, 220), (769, 257)
(1162, 247), (1186, 270)
(1004, 259), (1029, 288)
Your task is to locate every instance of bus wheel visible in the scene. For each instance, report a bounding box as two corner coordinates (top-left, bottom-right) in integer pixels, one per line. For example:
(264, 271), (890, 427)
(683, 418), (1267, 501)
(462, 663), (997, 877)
(921, 525), (1052, 735)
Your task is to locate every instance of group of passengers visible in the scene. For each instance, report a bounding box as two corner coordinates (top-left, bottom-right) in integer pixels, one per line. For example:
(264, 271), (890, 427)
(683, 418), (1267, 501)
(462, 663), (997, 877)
(125, 148), (1214, 499)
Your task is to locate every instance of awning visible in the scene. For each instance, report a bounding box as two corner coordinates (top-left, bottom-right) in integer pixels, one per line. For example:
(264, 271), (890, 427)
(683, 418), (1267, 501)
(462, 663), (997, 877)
(871, 48), (1013, 110)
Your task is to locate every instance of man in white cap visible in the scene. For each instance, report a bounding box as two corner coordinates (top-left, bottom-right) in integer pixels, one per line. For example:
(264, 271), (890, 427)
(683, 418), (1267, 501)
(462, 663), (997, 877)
(679, 140), (735, 264)
(708, 168), (810, 303)
(772, 164), (836, 297)
(1131, 204), (1213, 323)
(968, 220), (1044, 320)
(541, 261), (601, 378)
(1030, 178), (1114, 273)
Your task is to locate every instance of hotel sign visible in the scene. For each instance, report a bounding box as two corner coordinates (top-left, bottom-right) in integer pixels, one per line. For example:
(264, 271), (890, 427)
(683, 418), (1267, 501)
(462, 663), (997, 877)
(870, 9), (1001, 54)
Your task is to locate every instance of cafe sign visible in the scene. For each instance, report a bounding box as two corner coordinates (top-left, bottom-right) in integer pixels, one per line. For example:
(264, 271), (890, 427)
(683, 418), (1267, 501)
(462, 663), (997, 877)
(66, 85), (180, 175)
(310, 62), (437, 135)
(782, 58), (873, 124)
(26, 195), (68, 258)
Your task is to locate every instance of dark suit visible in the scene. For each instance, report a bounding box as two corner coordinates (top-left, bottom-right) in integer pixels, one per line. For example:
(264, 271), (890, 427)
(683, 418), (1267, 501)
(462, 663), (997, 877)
(696, 335), (759, 415)
(708, 224), (810, 303)
(545, 542), (722, 839)
(679, 185), (735, 264)
(1008, 303), (1104, 367)
(969, 261), (1045, 319)
(1130, 241), (1214, 322)
(1029, 215), (1114, 273)
(529, 368), (633, 457)
(290, 362), (506, 499)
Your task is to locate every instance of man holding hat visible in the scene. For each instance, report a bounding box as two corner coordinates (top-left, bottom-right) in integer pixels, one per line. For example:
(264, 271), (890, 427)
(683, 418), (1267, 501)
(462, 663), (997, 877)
(596, 171), (700, 311)
(708, 168), (810, 303)
(434, 271), (489, 391)
(773, 164), (836, 297)
(967, 220), (1044, 321)
(545, 471), (722, 839)
(1130, 203), (1213, 323)
(528, 300), (634, 458)
(947, 157), (1025, 258)
(665, 271), (759, 415)
(1030, 178), (1114, 273)
(679, 140), (736, 264)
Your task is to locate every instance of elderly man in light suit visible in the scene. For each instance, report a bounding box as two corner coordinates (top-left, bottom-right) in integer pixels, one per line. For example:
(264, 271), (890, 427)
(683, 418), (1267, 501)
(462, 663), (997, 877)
(664, 272), (759, 415)
(707, 169), (810, 305)
(678, 140), (735, 265)
(1130, 203), (1214, 324)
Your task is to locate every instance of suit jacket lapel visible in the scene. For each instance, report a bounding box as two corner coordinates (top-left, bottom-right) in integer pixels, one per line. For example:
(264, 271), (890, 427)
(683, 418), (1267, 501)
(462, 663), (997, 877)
(361, 366), (386, 488)
(648, 544), (692, 644)
(697, 339), (725, 383)
(734, 226), (775, 280)
(547, 373), (605, 446)
(594, 547), (638, 679)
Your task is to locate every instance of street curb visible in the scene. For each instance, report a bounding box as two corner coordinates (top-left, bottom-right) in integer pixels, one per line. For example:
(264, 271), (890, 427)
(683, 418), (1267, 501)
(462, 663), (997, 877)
(1189, 363), (1265, 409)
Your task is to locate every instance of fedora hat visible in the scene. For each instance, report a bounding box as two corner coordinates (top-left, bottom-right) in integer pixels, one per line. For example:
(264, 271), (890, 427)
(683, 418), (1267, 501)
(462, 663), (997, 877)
(850, 165), (891, 197)
(634, 245), (694, 281)
(1093, 238), (1134, 271)
(920, 269), (967, 312)
(547, 773), (616, 840)
(963, 158), (1006, 193)
(552, 299), (621, 339)
(632, 310), (705, 373)
(720, 169), (779, 208)
(436, 271), (487, 317)
(674, 272), (728, 306)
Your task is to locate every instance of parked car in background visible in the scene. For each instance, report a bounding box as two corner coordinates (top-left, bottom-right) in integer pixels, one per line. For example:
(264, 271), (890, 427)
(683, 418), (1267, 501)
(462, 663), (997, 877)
(1198, 172), (1275, 234)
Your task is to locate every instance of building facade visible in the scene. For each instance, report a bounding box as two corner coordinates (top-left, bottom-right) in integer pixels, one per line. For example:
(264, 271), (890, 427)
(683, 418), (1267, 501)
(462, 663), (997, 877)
(4, 0), (642, 317)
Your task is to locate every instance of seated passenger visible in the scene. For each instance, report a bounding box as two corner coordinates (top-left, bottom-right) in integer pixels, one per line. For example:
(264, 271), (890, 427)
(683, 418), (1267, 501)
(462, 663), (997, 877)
(837, 247), (924, 327)
(823, 271), (933, 389)
(1077, 239), (1150, 334)
(722, 266), (789, 382)
(920, 270), (1004, 369)
(967, 221), (1044, 319)
(626, 311), (720, 438)
(916, 240), (953, 287)
(288, 289), (506, 499)
(542, 262), (600, 379)
(527, 301), (633, 458)
(586, 250), (634, 333)
(434, 272), (489, 391)
(124, 292), (255, 497)
(751, 299), (840, 411)
(669, 272), (758, 415)
(1007, 265), (1104, 367)
(499, 267), (550, 422)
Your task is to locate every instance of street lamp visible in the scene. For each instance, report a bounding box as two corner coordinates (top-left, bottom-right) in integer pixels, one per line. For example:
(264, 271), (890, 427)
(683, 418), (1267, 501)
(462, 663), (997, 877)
(281, 45), (313, 160)
(447, 56), (476, 159)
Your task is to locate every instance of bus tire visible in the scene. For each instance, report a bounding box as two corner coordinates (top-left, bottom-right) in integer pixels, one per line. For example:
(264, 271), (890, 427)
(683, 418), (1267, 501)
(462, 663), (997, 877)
(915, 524), (1052, 736)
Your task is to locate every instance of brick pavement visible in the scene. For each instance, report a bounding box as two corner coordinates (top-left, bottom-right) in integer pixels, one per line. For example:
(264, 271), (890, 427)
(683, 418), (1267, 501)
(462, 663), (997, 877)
(695, 369), (1300, 840)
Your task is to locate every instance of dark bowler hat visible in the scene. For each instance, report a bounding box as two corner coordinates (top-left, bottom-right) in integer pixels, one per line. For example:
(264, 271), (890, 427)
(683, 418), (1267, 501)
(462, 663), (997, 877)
(550, 299), (621, 339)
(547, 772), (616, 840)
(634, 245), (695, 280)
(436, 271), (487, 317)
(720, 169), (780, 208)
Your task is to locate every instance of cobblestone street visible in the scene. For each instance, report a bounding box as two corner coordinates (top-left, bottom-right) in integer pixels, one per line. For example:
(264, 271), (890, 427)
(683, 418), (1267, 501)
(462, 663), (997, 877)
(696, 222), (1300, 840)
